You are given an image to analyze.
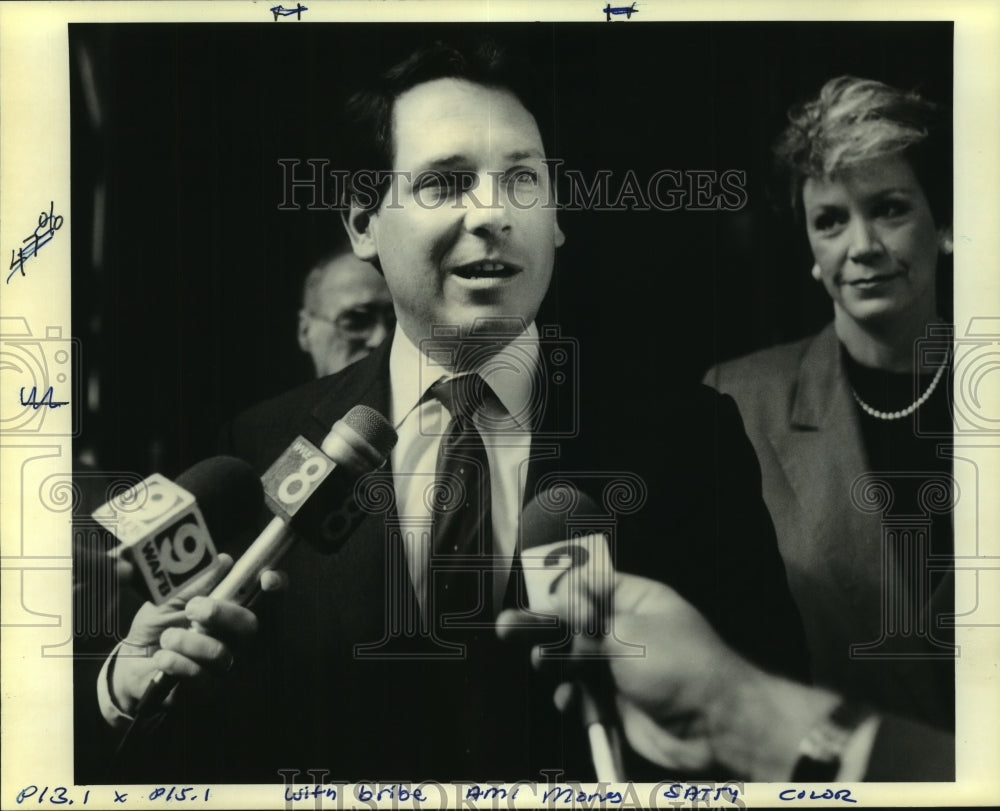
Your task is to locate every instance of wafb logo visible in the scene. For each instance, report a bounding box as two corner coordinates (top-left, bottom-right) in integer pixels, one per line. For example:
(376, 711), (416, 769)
(144, 512), (214, 596)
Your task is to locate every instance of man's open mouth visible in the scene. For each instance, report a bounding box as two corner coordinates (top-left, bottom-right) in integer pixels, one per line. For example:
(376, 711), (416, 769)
(452, 261), (522, 280)
(848, 272), (903, 287)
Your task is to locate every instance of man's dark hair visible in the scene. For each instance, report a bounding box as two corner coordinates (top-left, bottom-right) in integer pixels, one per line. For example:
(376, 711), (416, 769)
(339, 39), (548, 212)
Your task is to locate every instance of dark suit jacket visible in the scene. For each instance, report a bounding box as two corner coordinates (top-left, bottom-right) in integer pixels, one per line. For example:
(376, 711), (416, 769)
(704, 323), (955, 750)
(101, 330), (809, 784)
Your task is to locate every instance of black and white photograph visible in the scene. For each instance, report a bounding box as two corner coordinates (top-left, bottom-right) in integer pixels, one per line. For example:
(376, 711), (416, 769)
(1, 2), (998, 808)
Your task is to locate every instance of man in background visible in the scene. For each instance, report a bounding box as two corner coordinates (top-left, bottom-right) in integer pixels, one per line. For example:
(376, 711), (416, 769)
(297, 247), (394, 377)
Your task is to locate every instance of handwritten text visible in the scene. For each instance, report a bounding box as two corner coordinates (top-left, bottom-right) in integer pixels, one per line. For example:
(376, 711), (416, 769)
(20, 386), (69, 409)
(271, 3), (307, 20)
(7, 201), (64, 283)
(604, 3), (639, 21)
(779, 787), (857, 803)
(542, 785), (624, 805)
(664, 783), (743, 803)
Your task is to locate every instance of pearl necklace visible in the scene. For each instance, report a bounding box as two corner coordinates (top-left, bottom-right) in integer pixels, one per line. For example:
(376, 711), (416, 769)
(850, 357), (948, 421)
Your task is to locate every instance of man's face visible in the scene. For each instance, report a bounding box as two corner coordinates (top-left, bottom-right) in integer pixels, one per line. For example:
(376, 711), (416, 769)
(298, 254), (395, 377)
(348, 78), (564, 350)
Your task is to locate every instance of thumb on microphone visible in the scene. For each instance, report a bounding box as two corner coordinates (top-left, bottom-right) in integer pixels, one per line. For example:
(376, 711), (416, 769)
(111, 555), (282, 715)
(258, 569), (289, 593)
(112, 553), (235, 714)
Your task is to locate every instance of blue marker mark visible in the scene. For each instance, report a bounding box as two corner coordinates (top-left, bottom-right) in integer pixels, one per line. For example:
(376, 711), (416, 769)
(7, 201), (64, 283)
(270, 3), (307, 20)
(779, 788), (857, 803)
(603, 2), (638, 21)
(20, 386), (69, 409)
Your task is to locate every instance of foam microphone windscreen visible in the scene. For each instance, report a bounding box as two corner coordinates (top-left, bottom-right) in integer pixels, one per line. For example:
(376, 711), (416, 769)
(330, 404), (399, 465)
(93, 456), (263, 604)
(174, 455), (265, 550)
(209, 406), (398, 607)
(520, 484), (614, 631)
(270, 405), (397, 554)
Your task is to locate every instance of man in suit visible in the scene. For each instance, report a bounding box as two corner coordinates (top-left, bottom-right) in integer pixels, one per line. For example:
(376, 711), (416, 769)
(297, 246), (395, 378)
(97, 39), (808, 783)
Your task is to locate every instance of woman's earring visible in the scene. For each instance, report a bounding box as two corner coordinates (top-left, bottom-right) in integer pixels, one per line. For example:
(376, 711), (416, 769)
(938, 229), (954, 256)
(811, 263), (823, 281)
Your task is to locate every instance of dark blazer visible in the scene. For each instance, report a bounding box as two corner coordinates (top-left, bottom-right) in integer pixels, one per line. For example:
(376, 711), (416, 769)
(102, 330), (809, 784)
(704, 323), (954, 748)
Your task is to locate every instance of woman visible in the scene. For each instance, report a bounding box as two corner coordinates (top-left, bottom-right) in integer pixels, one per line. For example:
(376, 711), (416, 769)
(704, 76), (954, 735)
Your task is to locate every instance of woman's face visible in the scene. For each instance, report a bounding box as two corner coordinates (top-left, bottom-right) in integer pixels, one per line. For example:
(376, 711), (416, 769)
(802, 154), (942, 327)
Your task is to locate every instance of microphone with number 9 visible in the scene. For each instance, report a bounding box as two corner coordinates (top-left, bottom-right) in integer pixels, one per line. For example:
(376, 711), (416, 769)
(92, 456), (265, 604)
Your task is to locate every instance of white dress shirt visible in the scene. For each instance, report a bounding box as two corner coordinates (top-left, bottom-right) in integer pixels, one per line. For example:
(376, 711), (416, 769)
(388, 324), (538, 615)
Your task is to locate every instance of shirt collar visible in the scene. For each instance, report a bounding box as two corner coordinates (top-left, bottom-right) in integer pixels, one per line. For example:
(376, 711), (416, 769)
(389, 323), (540, 431)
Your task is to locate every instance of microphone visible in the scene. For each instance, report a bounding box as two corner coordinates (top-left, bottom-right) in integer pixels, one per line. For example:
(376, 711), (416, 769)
(130, 405), (397, 721)
(520, 484), (624, 782)
(211, 404), (398, 603)
(92, 456), (264, 604)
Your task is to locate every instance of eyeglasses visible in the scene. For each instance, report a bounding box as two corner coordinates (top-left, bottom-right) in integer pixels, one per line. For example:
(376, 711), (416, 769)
(308, 304), (396, 337)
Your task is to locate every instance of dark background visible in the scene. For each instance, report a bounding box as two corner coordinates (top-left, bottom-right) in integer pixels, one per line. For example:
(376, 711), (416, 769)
(69, 22), (953, 478)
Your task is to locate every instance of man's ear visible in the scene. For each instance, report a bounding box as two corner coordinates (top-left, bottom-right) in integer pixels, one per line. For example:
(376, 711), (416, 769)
(296, 310), (311, 352)
(342, 204), (379, 262)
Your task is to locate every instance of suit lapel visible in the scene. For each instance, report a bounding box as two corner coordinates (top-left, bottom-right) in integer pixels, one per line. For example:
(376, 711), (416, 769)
(504, 335), (576, 609)
(776, 323), (883, 616)
(306, 334), (393, 437)
(520, 333), (580, 507)
(771, 325), (954, 715)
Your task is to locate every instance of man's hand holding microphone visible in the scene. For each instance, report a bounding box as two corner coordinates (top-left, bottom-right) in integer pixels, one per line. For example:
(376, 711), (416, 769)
(98, 406), (398, 745)
(108, 554), (270, 719)
(498, 567), (853, 781)
(499, 484), (895, 782)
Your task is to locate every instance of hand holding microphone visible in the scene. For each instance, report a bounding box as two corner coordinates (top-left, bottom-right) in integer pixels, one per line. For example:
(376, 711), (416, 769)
(499, 485), (921, 782)
(114, 405), (397, 726)
(498, 484), (761, 776)
(501, 565), (930, 782)
(498, 567), (749, 774)
(108, 553), (262, 718)
(94, 455), (265, 721)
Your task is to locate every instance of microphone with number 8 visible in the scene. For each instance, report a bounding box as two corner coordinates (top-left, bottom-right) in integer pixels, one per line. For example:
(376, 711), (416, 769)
(131, 404), (398, 720)
(213, 403), (398, 603)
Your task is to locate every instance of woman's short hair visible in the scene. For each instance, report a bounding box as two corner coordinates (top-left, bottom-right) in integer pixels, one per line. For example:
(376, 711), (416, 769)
(773, 76), (951, 226)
